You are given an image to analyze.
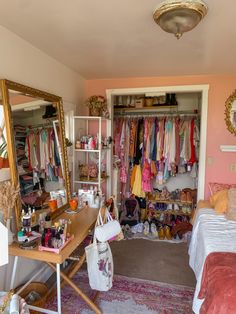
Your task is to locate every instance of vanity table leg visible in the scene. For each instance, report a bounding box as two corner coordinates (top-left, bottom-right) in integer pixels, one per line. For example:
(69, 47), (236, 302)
(56, 263), (62, 314)
(10, 256), (18, 289)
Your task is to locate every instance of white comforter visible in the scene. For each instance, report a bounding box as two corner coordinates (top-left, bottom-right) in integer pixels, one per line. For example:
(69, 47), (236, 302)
(189, 208), (236, 313)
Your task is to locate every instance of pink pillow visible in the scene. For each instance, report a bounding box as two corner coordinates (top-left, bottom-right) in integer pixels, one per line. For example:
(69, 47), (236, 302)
(209, 182), (236, 196)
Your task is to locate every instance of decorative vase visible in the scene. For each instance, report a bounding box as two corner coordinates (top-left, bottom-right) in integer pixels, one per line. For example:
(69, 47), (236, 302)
(89, 107), (102, 116)
(6, 218), (13, 245)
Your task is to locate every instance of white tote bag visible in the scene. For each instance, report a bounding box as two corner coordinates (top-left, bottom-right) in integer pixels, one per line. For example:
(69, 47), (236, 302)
(85, 235), (114, 291)
(94, 208), (121, 243)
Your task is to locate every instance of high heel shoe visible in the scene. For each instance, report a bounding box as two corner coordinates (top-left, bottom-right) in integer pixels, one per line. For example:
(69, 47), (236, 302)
(164, 226), (172, 240)
(158, 226), (165, 240)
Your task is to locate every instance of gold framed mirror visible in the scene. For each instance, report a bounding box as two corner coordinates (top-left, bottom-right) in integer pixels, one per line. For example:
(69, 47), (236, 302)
(0, 79), (71, 230)
(225, 89), (236, 136)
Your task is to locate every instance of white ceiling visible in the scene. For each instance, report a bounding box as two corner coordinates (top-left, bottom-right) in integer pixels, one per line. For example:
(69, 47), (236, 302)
(0, 0), (235, 79)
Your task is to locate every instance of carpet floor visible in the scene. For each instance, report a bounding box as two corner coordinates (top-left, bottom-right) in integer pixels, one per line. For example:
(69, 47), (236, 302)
(46, 271), (194, 314)
(110, 239), (196, 287)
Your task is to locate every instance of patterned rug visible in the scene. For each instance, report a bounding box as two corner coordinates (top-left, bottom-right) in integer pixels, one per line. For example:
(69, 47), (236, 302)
(46, 271), (194, 314)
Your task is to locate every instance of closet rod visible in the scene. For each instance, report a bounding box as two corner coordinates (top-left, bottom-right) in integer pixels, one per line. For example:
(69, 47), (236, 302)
(114, 111), (200, 118)
(26, 122), (54, 129)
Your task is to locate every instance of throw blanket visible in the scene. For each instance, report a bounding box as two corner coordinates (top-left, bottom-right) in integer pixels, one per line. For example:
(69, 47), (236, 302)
(198, 252), (236, 314)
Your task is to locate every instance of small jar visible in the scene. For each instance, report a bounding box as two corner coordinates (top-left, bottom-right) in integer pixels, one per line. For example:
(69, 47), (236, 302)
(48, 199), (58, 213)
(45, 214), (52, 229)
(75, 140), (81, 149)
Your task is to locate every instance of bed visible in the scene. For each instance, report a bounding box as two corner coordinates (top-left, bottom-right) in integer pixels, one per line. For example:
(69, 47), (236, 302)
(189, 207), (236, 313)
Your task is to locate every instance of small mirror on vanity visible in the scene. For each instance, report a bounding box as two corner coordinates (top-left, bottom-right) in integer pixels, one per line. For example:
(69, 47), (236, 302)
(225, 89), (236, 135)
(0, 80), (71, 229)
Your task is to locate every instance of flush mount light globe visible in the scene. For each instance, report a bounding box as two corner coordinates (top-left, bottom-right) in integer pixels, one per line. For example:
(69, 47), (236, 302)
(153, 0), (208, 39)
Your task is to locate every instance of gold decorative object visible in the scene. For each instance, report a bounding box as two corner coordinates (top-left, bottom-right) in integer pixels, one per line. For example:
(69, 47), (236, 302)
(225, 89), (236, 136)
(153, 0), (208, 39)
(0, 181), (19, 223)
(0, 79), (71, 230)
(85, 95), (107, 117)
(0, 290), (14, 313)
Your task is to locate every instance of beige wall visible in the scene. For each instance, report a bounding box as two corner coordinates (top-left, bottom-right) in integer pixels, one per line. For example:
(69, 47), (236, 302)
(0, 25), (85, 291)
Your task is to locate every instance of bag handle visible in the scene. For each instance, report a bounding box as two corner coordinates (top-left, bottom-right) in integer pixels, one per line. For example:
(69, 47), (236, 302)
(97, 207), (113, 226)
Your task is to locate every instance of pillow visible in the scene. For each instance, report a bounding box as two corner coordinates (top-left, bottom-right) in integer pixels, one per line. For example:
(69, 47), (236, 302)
(210, 189), (228, 214)
(209, 182), (236, 196)
(191, 200), (213, 224)
(225, 188), (236, 221)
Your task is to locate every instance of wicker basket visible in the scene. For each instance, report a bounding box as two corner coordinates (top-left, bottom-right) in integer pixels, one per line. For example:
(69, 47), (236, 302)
(17, 282), (48, 314)
(89, 107), (102, 116)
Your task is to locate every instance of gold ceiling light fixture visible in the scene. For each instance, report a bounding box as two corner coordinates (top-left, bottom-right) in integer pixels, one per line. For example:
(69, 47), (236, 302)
(153, 0), (208, 39)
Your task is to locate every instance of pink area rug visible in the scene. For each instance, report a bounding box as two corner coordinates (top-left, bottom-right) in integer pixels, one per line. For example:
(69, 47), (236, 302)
(46, 271), (194, 314)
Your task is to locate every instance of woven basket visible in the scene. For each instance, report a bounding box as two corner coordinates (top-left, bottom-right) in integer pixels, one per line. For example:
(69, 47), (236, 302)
(89, 107), (102, 116)
(17, 282), (48, 314)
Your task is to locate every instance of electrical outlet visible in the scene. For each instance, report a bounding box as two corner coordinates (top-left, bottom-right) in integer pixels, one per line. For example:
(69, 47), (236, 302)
(231, 164), (236, 172)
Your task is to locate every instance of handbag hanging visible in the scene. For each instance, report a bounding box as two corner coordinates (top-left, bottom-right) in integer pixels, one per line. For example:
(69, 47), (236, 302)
(85, 233), (113, 291)
(94, 207), (121, 243)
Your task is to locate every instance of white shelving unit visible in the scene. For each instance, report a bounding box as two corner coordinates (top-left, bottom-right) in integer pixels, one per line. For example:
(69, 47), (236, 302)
(72, 116), (111, 195)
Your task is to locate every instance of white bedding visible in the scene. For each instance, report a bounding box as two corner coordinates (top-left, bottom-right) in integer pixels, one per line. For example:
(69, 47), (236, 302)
(188, 208), (236, 313)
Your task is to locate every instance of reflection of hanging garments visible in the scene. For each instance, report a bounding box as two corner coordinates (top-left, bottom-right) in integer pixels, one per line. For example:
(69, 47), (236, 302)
(40, 129), (49, 172)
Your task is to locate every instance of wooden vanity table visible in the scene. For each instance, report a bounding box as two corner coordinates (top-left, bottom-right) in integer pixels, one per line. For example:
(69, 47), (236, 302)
(9, 206), (101, 314)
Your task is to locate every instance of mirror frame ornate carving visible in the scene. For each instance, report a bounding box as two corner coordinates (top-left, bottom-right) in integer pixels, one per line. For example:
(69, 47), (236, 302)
(225, 89), (236, 136)
(0, 79), (71, 229)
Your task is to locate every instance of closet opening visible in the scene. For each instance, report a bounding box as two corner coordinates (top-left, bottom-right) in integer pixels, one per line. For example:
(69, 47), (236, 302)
(106, 85), (208, 243)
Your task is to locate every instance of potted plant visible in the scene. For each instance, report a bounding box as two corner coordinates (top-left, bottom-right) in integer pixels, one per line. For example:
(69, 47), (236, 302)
(0, 142), (9, 169)
(85, 95), (107, 117)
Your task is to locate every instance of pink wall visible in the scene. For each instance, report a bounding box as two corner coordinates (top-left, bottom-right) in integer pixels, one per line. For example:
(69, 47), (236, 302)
(85, 75), (236, 199)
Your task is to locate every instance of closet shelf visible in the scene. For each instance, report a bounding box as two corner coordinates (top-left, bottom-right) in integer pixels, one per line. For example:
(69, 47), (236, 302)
(73, 115), (110, 121)
(74, 178), (106, 185)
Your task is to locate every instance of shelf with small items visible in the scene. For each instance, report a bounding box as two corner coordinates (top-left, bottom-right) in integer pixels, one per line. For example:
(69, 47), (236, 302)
(72, 115), (112, 196)
(147, 199), (193, 205)
(147, 209), (192, 217)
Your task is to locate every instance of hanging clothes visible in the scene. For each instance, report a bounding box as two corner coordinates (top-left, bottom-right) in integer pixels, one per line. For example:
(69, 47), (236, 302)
(114, 115), (199, 198)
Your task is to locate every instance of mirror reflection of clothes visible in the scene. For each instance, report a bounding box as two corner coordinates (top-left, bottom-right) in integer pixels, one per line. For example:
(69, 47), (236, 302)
(15, 125), (62, 198)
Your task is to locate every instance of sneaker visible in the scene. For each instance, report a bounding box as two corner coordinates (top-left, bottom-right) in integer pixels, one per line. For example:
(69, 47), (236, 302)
(137, 222), (144, 233)
(131, 223), (144, 234)
(151, 223), (158, 237)
(173, 203), (179, 211)
(143, 221), (150, 235)
(124, 224), (132, 238)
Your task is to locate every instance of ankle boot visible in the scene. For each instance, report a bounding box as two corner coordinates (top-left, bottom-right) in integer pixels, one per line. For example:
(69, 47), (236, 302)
(170, 93), (178, 106)
(165, 93), (171, 106)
